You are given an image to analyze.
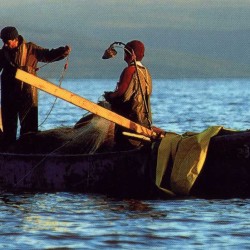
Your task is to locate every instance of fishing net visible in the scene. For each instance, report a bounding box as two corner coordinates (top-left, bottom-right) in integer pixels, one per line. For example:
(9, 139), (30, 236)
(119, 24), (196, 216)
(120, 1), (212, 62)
(7, 101), (115, 154)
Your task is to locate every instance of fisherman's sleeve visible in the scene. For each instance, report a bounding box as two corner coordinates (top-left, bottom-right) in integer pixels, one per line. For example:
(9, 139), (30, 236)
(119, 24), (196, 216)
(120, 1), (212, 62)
(32, 43), (69, 63)
(0, 49), (4, 71)
(109, 66), (135, 98)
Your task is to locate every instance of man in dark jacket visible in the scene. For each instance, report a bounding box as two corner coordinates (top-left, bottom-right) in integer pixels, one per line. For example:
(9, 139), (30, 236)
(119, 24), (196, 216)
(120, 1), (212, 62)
(0, 26), (71, 148)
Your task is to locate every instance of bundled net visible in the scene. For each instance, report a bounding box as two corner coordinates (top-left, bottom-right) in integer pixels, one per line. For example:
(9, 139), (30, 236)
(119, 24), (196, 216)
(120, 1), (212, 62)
(8, 103), (115, 154)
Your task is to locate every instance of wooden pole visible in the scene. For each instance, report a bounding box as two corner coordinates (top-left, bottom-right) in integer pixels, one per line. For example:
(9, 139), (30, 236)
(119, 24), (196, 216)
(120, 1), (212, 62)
(15, 69), (156, 138)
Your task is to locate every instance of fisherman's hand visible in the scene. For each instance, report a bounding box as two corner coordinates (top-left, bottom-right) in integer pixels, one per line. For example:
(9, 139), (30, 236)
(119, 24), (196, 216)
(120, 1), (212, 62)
(63, 45), (71, 56)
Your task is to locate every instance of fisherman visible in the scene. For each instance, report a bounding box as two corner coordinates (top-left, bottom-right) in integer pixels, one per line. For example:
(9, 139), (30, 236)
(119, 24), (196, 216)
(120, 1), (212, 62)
(0, 26), (71, 149)
(104, 40), (152, 149)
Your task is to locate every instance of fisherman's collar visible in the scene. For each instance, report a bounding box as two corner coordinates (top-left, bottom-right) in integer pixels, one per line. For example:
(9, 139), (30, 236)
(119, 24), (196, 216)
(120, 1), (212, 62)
(130, 61), (144, 67)
(17, 35), (24, 47)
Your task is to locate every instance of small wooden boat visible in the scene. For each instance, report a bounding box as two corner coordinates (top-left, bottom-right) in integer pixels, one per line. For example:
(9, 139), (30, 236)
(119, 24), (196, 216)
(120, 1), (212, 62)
(0, 70), (249, 199)
(0, 129), (249, 199)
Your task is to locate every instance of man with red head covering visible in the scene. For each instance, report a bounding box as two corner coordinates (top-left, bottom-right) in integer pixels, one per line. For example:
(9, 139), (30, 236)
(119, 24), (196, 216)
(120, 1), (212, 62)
(0, 26), (71, 149)
(104, 40), (152, 149)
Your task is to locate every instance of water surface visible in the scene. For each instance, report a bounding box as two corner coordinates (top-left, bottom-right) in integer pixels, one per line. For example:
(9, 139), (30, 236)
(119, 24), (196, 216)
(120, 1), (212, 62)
(1, 78), (250, 249)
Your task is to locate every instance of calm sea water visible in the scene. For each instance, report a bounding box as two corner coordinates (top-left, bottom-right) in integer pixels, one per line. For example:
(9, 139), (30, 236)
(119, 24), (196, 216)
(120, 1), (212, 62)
(1, 78), (250, 249)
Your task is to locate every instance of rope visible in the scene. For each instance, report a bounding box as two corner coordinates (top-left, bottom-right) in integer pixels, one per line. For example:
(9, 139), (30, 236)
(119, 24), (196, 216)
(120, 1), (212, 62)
(38, 56), (69, 128)
(18, 55), (70, 128)
(134, 62), (152, 128)
(34, 53), (68, 72)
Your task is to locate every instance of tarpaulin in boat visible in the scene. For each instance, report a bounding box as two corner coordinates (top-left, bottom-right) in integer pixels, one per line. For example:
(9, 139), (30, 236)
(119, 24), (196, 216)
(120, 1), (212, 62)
(156, 126), (227, 196)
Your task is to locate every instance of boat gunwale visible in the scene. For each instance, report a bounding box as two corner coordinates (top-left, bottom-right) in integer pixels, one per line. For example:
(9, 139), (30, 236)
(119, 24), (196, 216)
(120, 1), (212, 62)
(0, 146), (146, 158)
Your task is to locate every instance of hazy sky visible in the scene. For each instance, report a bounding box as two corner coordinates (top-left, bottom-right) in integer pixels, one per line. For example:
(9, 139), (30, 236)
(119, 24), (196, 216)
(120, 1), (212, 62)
(2, 1), (250, 32)
(1, 0), (250, 78)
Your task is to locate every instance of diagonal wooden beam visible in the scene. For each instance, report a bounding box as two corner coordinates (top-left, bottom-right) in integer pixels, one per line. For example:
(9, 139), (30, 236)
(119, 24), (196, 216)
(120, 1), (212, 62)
(16, 69), (156, 138)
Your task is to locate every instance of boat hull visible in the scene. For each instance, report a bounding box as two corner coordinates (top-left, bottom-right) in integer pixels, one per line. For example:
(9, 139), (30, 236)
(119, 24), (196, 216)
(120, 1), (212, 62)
(0, 130), (249, 198)
(0, 146), (155, 198)
(191, 130), (250, 198)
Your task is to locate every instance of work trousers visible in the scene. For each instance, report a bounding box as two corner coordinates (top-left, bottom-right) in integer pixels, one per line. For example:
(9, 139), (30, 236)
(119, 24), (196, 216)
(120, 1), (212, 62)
(1, 78), (38, 146)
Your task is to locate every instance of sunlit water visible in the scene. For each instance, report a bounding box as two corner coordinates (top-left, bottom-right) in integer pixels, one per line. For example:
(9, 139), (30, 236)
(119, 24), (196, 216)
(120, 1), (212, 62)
(1, 79), (250, 249)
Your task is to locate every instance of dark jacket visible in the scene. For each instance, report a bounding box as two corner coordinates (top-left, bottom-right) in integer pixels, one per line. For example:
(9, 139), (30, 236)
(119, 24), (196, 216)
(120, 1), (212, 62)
(0, 35), (67, 76)
(0, 35), (68, 145)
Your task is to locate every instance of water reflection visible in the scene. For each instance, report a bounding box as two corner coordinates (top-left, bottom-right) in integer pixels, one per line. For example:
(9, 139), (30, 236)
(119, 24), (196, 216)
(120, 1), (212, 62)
(0, 193), (250, 249)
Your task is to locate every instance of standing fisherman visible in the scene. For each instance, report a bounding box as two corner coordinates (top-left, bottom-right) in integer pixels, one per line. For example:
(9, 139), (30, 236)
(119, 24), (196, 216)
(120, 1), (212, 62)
(0, 26), (71, 149)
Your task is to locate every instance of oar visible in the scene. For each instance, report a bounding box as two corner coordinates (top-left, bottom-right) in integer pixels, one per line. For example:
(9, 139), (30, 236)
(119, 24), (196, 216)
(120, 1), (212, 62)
(15, 69), (157, 139)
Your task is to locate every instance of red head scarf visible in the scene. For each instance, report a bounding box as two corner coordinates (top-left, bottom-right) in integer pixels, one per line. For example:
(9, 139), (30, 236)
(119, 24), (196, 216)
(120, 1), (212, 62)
(125, 40), (145, 61)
